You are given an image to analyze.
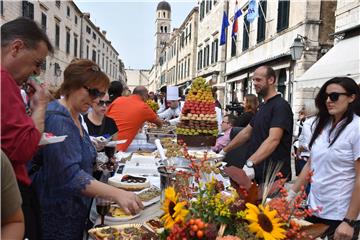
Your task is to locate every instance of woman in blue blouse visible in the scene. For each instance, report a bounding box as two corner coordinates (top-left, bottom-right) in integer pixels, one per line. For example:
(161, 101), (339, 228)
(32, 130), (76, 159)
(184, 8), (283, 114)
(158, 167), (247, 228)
(31, 60), (143, 239)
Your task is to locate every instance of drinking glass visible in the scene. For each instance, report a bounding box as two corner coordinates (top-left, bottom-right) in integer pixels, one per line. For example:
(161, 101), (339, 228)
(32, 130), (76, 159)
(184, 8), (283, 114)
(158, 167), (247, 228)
(94, 197), (111, 228)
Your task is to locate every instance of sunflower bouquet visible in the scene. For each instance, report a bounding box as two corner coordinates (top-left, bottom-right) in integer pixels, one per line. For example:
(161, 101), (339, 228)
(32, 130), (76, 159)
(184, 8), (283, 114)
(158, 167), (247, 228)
(159, 143), (328, 240)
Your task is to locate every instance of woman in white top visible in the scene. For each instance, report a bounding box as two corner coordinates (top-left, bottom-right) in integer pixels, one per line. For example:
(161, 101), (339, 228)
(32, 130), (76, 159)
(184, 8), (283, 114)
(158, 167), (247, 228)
(289, 77), (360, 240)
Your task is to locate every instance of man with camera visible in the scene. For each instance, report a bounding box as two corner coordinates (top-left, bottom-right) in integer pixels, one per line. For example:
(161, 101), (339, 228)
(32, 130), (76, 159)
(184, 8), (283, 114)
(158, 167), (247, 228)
(221, 66), (293, 184)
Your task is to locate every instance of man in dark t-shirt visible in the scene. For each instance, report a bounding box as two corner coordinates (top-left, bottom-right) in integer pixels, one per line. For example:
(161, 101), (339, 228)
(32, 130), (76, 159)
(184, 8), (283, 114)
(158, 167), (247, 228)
(223, 66), (293, 184)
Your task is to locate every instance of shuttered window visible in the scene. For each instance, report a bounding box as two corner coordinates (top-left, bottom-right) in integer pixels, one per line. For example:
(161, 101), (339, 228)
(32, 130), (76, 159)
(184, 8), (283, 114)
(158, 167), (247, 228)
(242, 15), (250, 51)
(277, 0), (290, 32)
(231, 35), (237, 57)
(257, 0), (267, 43)
(22, 1), (34, 19)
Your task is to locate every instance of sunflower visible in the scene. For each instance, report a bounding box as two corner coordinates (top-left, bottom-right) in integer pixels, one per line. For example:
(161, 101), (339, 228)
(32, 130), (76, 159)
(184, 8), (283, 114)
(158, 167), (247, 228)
(161, 187), (189, 229)
(245, 203), (286, 240)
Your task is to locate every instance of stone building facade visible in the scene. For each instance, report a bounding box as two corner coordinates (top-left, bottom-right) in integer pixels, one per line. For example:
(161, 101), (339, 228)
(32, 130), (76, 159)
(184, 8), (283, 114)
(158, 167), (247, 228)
(196, 0), (227, 105)
(149, 1), (199, 97)
(125, 69), (150, 92)
(159, 7), (198, 96)
(335, 0), (360, 33)
(225, 0), (336, 113)
(1, 0), (123, 89)
(295, 0), (359, 110)
(148, 0), (342, 113)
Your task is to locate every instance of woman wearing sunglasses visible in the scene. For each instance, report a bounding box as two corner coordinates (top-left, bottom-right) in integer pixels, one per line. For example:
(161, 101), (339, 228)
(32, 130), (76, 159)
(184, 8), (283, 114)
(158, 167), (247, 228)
(84, 93), (118, 180)
(83, 93), (118, 149)
(30, 60), (143, 239)
(288, 77), (360, 240)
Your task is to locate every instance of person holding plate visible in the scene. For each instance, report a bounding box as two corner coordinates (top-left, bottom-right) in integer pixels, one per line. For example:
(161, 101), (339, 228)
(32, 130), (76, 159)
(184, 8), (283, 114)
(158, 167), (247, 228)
(83, 93), (118, 179)
(30, 60), (143, 240)
(1, 17), (53, 240)
(83, 92), (118, 151)
(289, 77), (360, 240)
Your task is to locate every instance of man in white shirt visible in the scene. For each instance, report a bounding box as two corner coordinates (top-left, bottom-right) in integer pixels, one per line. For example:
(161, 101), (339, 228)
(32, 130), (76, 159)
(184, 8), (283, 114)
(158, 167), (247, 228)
(158, 100), (182, 123)
(158, 86), (182, 125)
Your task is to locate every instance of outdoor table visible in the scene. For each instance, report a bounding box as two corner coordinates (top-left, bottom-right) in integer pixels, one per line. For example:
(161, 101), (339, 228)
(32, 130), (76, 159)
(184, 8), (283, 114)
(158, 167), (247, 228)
(86, 144), (230, 239)
(86, 173), (162, 240)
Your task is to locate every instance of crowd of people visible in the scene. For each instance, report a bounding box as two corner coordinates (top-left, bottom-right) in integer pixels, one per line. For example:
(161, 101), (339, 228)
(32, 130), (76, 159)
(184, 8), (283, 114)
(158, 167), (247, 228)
(1, 17), (360, 240)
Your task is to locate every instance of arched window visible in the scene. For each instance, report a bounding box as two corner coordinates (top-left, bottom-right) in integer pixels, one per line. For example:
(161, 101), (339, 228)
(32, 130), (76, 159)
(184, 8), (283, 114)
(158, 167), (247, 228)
(160, 26), (163, 33)
(164, 26), (167, 33)
(163, 12), (165, 18)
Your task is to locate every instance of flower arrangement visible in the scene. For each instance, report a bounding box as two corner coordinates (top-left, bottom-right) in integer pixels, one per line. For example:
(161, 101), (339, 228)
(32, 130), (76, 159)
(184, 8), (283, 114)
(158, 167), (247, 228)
(147, 99), (159, 112)
(159, 143), (328, 240)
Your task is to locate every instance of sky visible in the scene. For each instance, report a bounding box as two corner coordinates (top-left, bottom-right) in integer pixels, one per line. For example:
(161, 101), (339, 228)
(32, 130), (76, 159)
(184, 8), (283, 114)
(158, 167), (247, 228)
(74, 0), (196, 70)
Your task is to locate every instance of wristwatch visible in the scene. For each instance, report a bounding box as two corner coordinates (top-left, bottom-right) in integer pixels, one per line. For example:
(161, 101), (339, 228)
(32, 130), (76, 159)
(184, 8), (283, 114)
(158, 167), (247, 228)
(343, 218), (357, 228)
(245, 159), (254, 168)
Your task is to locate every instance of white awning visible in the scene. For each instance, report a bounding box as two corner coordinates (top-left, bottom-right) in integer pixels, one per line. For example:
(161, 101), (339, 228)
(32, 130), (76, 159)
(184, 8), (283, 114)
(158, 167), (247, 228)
(296, 35), (360, 88)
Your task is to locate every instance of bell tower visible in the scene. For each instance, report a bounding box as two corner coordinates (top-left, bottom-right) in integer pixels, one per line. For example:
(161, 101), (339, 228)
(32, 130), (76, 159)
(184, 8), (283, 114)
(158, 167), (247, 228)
(155, 1), (171, 64)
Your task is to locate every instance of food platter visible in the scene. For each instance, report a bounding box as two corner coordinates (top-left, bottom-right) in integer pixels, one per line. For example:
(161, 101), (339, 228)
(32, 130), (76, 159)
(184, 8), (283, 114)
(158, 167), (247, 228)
(108, 174), (150, 191)
(144, 217), (164, 234)
(186, 150), (223, 160)
(137, 186), (161, 207)
(104, 205), (141, 223)
(145, 124), (176, 143)
(146, 124), (176, 134)
(88, 223), (158, 240)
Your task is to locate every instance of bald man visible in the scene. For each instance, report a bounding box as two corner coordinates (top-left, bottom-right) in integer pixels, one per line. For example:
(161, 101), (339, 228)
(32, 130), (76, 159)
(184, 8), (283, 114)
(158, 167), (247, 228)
(107, 86), (163, 151)
(222, 66), (293, 184)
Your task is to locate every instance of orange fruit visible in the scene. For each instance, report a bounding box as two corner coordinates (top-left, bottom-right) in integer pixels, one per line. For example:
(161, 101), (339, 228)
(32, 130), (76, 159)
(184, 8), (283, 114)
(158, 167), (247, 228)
(196, 230), (204, 238)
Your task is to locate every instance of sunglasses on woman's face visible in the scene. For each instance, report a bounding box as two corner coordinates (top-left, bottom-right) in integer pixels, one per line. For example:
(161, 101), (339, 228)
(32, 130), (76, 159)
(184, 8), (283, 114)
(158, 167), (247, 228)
(97, 100), (111, 107)
(83, 86), (106, 99)
(325, 92), (349, 102)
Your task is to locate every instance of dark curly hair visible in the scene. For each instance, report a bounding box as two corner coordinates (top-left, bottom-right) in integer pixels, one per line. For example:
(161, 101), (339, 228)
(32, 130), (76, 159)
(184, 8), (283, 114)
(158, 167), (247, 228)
(108, 81), (123, 102)
(309, 77), (360, 149)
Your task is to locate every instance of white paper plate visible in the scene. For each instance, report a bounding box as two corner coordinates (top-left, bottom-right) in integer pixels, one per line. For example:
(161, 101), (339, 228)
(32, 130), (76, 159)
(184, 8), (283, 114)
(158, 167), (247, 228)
(38, 135), (67, 145)
(105, 139), (127, 147)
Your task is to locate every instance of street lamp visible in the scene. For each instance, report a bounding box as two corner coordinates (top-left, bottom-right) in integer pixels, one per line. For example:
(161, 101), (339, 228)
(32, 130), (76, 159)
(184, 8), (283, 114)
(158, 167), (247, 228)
(290, 35), (306, 60)
(288, 35), (306, 106)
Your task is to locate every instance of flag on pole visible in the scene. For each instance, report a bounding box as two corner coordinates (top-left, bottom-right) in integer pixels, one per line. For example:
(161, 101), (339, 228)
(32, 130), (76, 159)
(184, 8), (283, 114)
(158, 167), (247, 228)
(220, 11), (230, 45)
(232, 2), (242, 38)
(247, 0), (258, 22)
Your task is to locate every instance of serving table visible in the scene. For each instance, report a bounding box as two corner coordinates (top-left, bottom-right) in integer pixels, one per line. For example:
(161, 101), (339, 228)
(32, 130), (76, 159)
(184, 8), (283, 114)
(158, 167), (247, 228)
(86, 130), (229, 239)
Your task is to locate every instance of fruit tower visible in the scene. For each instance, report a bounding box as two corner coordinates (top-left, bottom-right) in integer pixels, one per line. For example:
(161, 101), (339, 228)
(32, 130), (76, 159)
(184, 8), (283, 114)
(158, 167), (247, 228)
(176, 77), (218, 147)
